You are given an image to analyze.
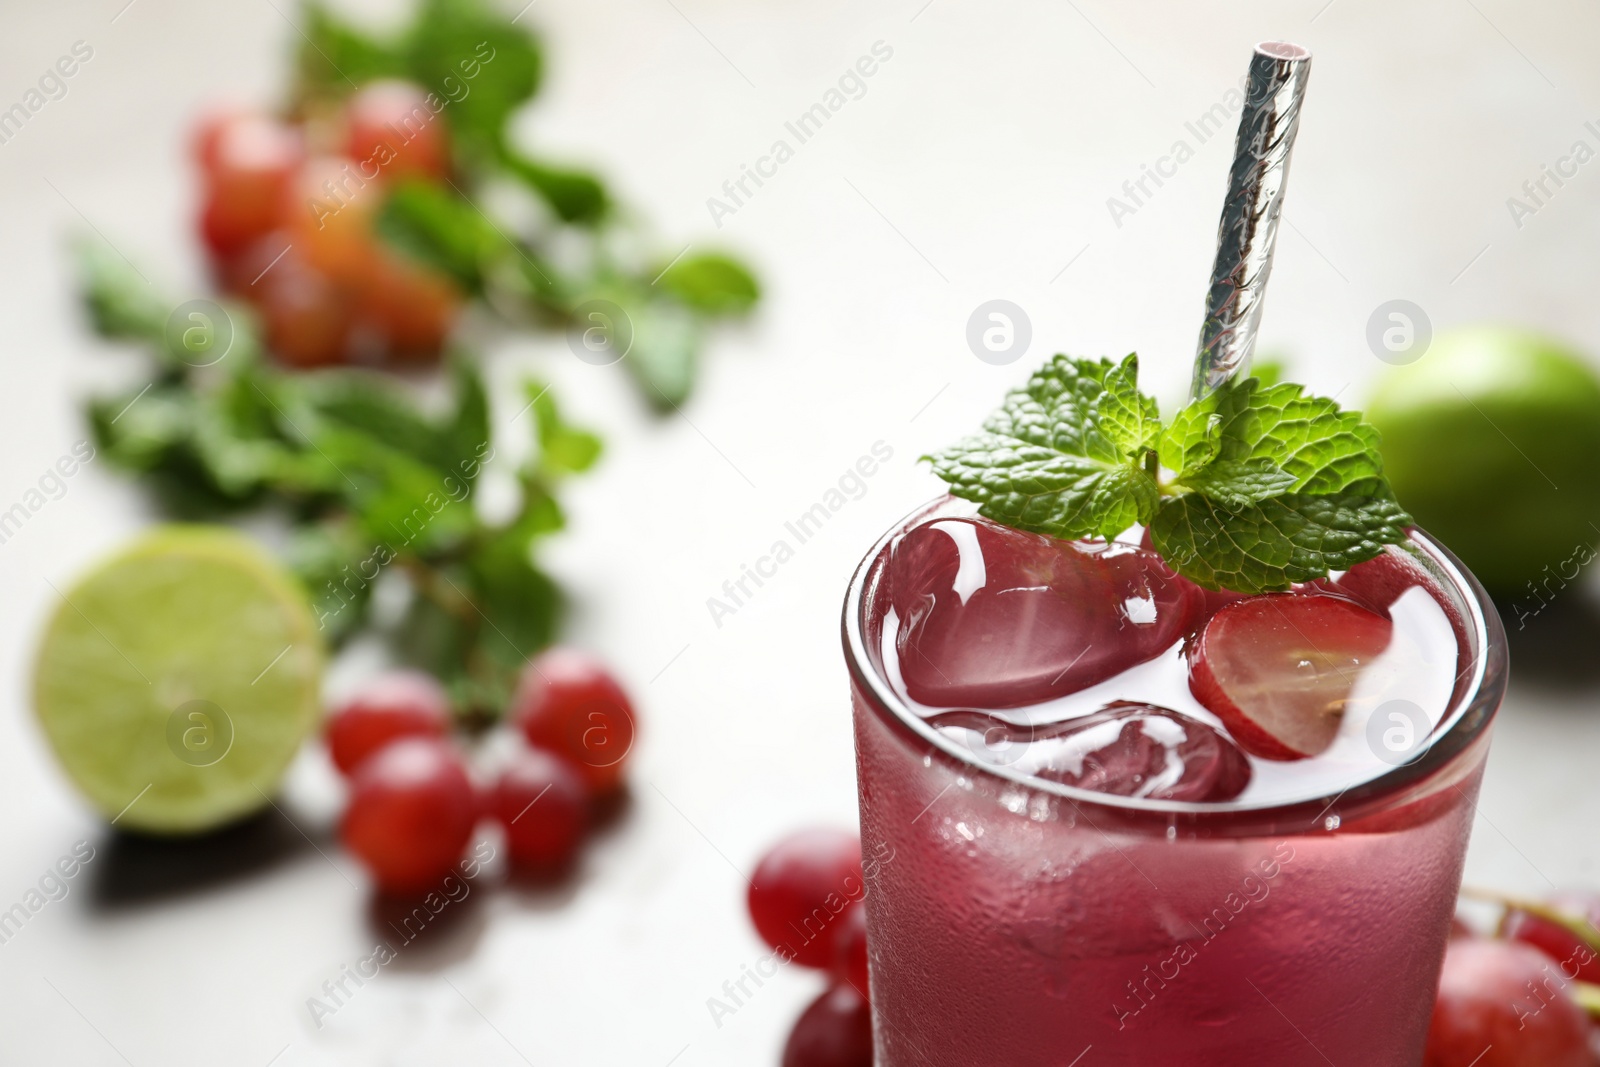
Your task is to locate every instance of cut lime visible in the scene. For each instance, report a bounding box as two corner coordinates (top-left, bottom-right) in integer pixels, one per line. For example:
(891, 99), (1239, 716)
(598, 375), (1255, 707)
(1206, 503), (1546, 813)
(33, 526), (323, 835)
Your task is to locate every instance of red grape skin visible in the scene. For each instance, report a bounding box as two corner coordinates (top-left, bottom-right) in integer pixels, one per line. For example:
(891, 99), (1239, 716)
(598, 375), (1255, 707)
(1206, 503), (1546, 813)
(197, 114), (301, 261)
(354, 248), (461, 360)
(488, 748), (589, 873)
(1424, 938), (1591, 1067)
(340, 738), (478, 896)
(747, 828), (864, 970)
(831, 902), (871, 1000)
(282, 155), (382, 283)
(325, 671), (452, 777)
(512, 649), (636, 795)
(342, 80), (450, 182)
(1503, 893), (1600, 984)
(782, 986), (873, 1067)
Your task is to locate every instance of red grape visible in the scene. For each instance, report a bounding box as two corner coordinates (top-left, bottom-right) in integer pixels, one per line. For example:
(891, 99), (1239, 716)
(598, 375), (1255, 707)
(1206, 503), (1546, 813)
(1504, 892), (1600, 983)
(831, 902), (870, 999)
(1424, 938), (1591, 1067)
(192, 104), (261, 170)
(342, 80), (450, 182)
(257, 256), (354, 367)
(1187, 593), (1393, 760)
(488, 748), (588, 873)
(198, 114), (301, 261)
(512, 649), (636, 795)
(782, 986), (873, 1067)
(748, 828), (864, 969)
(325, 671), (452, 777)
(340, 737), (478, 896)
(281, 155), (382, 283)
(354, 248), (461, 361)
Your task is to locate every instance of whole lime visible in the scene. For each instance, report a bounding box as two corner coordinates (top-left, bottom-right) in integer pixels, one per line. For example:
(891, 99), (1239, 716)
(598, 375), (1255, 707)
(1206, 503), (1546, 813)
(1367, 326), (1600, 595)
(33, 526), (323, 834)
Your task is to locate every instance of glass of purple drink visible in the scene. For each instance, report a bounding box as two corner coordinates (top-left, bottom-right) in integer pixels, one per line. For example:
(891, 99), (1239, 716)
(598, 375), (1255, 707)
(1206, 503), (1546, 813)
(843, 497), (1506, 1066)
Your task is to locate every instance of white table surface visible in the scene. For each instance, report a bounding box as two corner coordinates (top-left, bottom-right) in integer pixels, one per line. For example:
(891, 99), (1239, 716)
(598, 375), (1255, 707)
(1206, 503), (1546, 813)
(3, 0), (1600, 1063)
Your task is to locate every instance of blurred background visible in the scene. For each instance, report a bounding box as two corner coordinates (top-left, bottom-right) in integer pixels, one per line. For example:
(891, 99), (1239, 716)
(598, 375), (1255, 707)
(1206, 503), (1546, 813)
(3, 0), (1600, 1063)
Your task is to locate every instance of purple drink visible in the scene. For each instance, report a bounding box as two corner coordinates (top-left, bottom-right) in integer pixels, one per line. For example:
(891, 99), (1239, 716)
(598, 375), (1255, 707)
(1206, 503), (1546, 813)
(845, 498), (1505, 1066)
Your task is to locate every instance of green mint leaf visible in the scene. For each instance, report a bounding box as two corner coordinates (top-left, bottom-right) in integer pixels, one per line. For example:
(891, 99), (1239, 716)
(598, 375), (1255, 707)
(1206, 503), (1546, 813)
(502, 152), (610, 226)
(1097, 353), (1161, 457)
(925, 354), (1160, 541)
(74, 238), (167, 343)
(404, 0), (541, 162)
(654, 252), (761, 317)
(524, 379), (602, 478)
(1157, 400), (1221, 477)
(1149, 488), (1412, 593)
(1178, 459), (1297, 510)
(1187, 377), (1385, 496)
(376, 182), (503, 292)
(295, 3), (404, 104)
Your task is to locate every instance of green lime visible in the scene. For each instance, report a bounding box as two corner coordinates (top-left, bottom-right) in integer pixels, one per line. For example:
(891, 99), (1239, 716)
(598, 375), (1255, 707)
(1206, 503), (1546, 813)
(1367, 326), (1600, 594)
(33, 526), (323, 834)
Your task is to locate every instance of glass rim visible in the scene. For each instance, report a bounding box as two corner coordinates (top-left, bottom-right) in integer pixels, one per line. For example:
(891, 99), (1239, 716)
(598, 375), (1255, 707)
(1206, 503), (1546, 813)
(842, 496), (1509, 826)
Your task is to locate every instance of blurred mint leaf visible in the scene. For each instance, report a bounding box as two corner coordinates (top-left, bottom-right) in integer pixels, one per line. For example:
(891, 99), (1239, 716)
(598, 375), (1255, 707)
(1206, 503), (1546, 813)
(503, 152), (609, 226)
(925, 354), (1161, 541)
(404, 0), (541, 161)
(75, 239), (166, 343)
(1250, 356), (1287, 387)
(624, 299), (700, 411)
(296, 2), (404, 103)
(377, 182), (504, 292)
(654, 252), (760, 316)
(523, 379), (601, 478)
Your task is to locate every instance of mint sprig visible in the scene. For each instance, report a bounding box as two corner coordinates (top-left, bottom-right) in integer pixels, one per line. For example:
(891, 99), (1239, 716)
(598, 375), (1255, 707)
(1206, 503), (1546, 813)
(925, 354), (1411, 593)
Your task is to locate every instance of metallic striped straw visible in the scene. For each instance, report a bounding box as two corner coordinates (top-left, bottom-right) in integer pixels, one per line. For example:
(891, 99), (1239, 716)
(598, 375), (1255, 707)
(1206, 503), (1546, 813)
(1191, 41), (1312, 399)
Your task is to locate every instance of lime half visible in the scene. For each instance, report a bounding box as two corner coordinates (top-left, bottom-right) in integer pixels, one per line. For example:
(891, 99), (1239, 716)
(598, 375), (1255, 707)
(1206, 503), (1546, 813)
(33, 526), (323, 835)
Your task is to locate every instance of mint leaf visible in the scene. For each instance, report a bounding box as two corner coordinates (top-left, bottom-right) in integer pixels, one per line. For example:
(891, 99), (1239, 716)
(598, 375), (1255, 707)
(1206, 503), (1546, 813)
(1097, 354), (1161, 457)
(377, 182), (504, 292)
(1179, 459), (1296, 510)
(925, 354), (1160, 540)
(1158, 400), (1220, 477)
(524, 379), (602, 478)
(1149, 488), (1412, 592)
(295, 3), (404, 104)
(404, 0), (541, 161)
(503, 152), (610, 226)
(1193, 378), (1384, 496)
(655, 252), (761, 317)
(74, 238), (167, 344)
(927, 354), (1411, 594)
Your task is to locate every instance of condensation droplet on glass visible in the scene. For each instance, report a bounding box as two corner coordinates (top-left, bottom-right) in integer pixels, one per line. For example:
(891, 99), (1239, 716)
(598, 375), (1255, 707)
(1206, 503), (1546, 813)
(956, 822), (976, 842)
(1001, 789), (1028, 814)
(1324, 814), (1341, 831)
(1166, 825), (1177, 841)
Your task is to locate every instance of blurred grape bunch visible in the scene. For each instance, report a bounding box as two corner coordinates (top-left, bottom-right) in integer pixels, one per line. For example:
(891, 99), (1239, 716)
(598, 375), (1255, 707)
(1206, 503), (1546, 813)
(295, 0), (761, 408)
(79, 241), (600, 721)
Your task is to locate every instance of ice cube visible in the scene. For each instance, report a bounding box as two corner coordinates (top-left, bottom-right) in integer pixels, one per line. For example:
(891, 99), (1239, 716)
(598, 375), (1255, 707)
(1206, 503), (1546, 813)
(929, 702), (1251, 802)
(889, 517), (1203, 708)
